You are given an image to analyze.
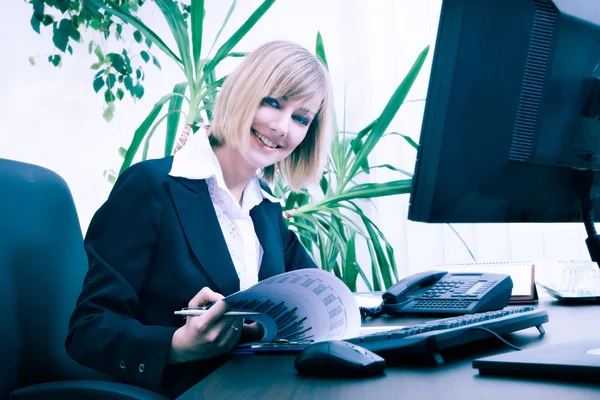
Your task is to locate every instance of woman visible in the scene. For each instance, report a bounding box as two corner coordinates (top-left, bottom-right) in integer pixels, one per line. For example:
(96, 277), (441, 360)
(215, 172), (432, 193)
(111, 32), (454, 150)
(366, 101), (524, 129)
(65, 40), (332, 398)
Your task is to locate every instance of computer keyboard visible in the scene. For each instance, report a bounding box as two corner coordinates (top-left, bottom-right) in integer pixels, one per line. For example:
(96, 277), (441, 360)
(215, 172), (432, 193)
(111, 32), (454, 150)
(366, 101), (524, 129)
(347, 306), (548, 363)
(233, 306), (548, 363)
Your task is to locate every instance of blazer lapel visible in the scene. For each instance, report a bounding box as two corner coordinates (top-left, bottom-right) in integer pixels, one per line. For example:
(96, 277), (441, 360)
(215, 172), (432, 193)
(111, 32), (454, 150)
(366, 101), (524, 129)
(251, 201), (285, 281)
(166, 176), (240, 295)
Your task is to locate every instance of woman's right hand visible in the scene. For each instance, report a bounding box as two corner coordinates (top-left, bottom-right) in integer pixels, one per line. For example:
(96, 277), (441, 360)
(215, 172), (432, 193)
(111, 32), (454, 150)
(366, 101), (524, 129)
(168, 287), (243, 364)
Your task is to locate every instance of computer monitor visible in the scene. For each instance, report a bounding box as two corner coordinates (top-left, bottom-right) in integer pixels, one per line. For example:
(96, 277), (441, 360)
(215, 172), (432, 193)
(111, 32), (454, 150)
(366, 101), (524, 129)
(409, 0), (600, 265)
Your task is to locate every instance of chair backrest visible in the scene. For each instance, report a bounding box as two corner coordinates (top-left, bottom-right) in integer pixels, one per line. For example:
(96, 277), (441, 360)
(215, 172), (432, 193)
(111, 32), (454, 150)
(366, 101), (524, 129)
(0, 158), (109, 398)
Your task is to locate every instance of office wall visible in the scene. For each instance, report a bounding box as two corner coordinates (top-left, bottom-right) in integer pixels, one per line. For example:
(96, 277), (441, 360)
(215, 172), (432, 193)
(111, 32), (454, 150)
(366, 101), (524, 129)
(0, 1), (590, 291)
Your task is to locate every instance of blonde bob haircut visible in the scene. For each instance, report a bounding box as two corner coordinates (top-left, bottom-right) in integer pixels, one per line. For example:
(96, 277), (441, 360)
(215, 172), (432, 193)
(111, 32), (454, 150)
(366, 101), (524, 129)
(207, 40), (333, 191)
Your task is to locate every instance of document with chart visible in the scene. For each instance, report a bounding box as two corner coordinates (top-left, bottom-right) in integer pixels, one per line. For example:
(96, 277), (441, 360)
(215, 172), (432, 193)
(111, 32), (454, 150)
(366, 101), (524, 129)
(223, 269), (362, 343)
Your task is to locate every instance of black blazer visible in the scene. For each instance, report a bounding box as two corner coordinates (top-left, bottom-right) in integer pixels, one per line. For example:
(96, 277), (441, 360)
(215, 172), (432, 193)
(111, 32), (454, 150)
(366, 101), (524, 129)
(65, 156), (316, 398)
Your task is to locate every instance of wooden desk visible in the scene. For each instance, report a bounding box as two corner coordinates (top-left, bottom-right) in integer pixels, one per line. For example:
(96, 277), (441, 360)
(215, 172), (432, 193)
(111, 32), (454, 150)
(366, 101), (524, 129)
(178, 297), (600, 400)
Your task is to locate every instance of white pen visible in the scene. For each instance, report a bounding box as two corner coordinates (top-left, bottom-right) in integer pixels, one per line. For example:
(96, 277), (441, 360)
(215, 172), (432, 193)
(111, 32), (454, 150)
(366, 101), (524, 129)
(174, 309), (262, 317)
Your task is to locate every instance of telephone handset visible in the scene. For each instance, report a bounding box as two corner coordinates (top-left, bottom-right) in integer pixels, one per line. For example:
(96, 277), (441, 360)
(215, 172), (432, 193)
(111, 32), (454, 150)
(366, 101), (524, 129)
(380, 270), (513, 316)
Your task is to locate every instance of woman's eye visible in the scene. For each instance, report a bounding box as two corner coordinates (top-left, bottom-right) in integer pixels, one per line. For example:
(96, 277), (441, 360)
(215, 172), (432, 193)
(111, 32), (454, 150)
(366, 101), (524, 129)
(263, 97), (280, 108)
(293, 115), (309, 126)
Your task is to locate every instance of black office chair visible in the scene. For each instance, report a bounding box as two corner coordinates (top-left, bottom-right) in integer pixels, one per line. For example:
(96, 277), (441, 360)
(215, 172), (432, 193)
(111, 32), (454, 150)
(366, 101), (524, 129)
(0, 158), (168, 400)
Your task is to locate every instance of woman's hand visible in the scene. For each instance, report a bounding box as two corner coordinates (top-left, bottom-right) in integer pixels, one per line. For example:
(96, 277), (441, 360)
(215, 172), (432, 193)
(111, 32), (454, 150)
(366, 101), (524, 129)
(169, 287), (243, 364)
(240, 321), (265, 344)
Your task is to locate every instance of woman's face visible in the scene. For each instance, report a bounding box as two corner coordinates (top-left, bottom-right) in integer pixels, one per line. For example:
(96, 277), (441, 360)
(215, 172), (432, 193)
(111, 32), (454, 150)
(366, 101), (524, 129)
(240, 95), (321, 170)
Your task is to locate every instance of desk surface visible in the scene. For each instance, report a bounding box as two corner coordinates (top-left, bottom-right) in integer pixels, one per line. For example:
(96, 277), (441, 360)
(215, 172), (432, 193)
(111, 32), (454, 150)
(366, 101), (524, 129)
(178, 296), (600, 400)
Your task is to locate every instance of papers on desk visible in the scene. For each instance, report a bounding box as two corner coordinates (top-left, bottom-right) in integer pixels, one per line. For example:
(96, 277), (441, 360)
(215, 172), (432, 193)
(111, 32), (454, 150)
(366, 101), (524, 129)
(219, 269), (362, 344)
(433, 261), (538, 303)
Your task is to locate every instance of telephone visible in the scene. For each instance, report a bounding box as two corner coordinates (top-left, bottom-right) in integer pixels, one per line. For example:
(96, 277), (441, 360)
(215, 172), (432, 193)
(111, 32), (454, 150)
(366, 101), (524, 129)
(380, 270), (513, 316)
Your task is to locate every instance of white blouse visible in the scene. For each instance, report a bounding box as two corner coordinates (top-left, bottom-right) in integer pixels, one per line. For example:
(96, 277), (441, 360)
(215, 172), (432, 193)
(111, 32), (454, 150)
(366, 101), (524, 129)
(168, 128), (281, 290)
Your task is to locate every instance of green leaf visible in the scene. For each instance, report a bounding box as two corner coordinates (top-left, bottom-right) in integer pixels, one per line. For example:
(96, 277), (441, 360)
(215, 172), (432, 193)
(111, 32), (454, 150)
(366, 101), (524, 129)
(363, 214), (393, 288)
(94, 45), (104, 60)
(368, 243), (383, 291)
(52, 19), (73, 52)
(50, 54), (62, 67)
(392, 131), (419, 150)
(106, 73), (116, 89)
(55, 0), (69, 13)
(30, 0), (44, 33)
(116, 23), (123, 35)
(342, 235), (358, 291)
(385, 239), (399, 282)
(154, 0), (194, 86)
(134, 30), (143, 43)
(104, 89), (116, 103)
(203, 0), (236, 75)
(28, 57), (35, 66)
(152, 55), (162, 70)
(358, 163), (413, 178)
(314, 180), (412, 208)
(134, 83), (145, 99)
(30, 15), (41, 34)
(315, 31), (328, 70)
(205, 0), (275, 74)
(319, 175), (329, 195)
(140, 50), (150, 63)
(42, 14), (54, 26)
(348, 120), (375, 170)
(31, 0), (44, 19)
(119, 92), (183, 175)
(226, 51), (246, 58)
(103, 102), (115, 123)
(90, 19), (101, 30)
(128, 0), (140, 12)
(116, 88), (125, 100)
(344, 46), (429, 189)
(191, 0), (204, 81)
(124, 75), (133, 91)
(145, 37), (152, 48)
(70, 27), (81, 42)
(93, 76), (104, 93)
(90, 62), (101, 70)
(164, 82), (189, 156)
(91, 0), (183, 66)
(107, 53), (125, 72)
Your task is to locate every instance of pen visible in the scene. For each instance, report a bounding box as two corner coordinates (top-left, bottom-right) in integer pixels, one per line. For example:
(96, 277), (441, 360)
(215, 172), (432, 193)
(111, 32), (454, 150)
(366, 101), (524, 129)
(174, 309), (262, 317)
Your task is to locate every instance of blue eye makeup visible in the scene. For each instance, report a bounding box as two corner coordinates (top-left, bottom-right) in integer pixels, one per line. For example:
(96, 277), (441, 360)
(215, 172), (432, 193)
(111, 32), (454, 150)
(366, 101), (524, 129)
(293, 115), (309, 126)
(263, 97), (280, 108)
(262, 96), (312, 126)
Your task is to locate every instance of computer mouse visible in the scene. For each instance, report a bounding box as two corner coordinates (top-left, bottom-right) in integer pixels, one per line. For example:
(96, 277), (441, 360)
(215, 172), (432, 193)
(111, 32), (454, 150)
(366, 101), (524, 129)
(294, 340), (386, 378)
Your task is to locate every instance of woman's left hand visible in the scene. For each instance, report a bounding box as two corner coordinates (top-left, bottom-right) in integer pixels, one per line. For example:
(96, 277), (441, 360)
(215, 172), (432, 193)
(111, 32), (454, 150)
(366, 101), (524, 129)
(240, 321), (265, 344)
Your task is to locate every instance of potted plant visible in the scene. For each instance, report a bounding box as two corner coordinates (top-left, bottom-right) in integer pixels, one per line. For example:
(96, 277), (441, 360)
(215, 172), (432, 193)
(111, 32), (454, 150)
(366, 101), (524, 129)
(276, 35), (429, 292)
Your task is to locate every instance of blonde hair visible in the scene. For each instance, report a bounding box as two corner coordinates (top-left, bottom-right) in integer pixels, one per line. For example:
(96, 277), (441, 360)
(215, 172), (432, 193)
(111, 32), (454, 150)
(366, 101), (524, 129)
(207, 40), (333, 190)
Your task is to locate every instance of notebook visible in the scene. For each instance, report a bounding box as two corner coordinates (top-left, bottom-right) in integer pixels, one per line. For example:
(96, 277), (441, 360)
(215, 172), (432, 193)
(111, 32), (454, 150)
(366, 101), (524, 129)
(433, 261), (538, 304)
(473, 338), (600, 382)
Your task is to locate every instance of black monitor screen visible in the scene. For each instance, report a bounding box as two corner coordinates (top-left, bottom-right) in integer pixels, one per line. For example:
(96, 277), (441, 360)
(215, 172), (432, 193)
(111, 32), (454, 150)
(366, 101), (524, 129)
(409, 0), (600, 226)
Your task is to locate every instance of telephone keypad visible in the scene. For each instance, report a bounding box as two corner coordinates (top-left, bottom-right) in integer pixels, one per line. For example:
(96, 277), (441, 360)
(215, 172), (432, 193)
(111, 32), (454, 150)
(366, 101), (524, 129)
(412, 299), (474, 309)
(422, 279), (498, 299)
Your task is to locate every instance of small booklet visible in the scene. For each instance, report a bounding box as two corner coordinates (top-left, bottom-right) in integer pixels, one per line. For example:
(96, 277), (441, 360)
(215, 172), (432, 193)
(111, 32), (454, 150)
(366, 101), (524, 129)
(433, 261), (538, 304)
(218, 269), (362, 343)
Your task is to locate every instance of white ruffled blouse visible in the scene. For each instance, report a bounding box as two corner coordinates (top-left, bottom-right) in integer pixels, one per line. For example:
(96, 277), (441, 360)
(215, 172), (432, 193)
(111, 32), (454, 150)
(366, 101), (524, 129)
(168, 129), (281, 290)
